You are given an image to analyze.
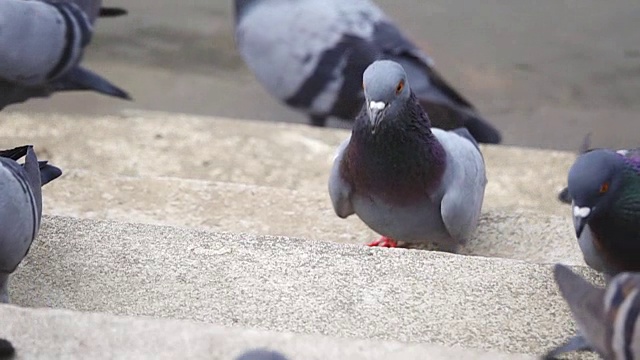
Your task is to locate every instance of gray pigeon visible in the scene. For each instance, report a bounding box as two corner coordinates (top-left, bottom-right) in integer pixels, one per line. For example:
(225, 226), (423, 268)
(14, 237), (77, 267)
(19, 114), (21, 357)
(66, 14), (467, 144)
(329, 60), (487, 250)
(544, 264), (640, 359)
(234, 0), (502, 144)
(0, 145), (62, 303)
(0, 0), (130, 110)
(567, 148), (640, 276)
(235, 349), (289, 360)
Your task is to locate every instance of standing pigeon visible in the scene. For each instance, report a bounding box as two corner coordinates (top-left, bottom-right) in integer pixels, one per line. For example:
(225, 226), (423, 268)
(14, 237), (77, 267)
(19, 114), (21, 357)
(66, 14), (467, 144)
(567, 148), (640, 276)
(543, 264), (640, 359)
(329, 60), (487, 250)
(0, 145), (62, 303)
(0, 0), (130, 110)
(234, 0), (502, 144)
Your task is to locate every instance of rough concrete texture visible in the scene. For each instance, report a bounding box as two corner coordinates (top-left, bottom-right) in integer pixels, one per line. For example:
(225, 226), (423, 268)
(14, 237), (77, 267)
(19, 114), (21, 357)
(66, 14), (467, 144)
(9, 216), (603, 356)
(0, 305), (536, 360)
(0, 111), (576, 217)
(43, 170), (583, 266)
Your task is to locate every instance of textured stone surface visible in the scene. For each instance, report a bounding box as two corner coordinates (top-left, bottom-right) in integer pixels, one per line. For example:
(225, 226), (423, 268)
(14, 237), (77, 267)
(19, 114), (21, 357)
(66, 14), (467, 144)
(8, 216), (602, 356)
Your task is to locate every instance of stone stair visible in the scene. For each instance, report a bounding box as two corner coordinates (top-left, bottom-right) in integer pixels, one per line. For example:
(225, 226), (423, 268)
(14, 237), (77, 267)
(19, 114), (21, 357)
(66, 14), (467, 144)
(0, 111), (600, 359)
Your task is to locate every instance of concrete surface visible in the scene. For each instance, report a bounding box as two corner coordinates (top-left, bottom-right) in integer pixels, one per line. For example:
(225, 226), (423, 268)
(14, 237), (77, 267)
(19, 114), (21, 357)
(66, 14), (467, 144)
(43, 170), (583, 266)
(0, 305), (536, 360)
(6, 0), (640, 151)
(9, 215), (603, 356)
(1, 111), (576, 216)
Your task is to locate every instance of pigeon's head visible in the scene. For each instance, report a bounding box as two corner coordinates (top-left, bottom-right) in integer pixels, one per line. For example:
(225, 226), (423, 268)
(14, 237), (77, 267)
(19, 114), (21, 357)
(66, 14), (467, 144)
(568, 149), (624, 238)
(362, 60), (410, 134)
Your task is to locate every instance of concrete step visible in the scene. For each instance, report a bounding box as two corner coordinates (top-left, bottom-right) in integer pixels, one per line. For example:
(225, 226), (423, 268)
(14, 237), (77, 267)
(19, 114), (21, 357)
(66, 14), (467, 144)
(2, 110), (575, 216)
(10, 215), (602, 356)
(43, 169), (582, 266)
(0, 304), (535, 360)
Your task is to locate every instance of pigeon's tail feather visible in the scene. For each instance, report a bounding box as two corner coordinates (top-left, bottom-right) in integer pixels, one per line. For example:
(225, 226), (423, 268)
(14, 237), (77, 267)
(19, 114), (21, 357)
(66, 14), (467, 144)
(0, 338), (15, 358)
(460, 112), (502, 145)
(0, 145), (31, 161)
(99, 7), (128, 17)
(52, 67), (132, 101)
(38, 161), (63, 186)
(558, 187), (571, 204)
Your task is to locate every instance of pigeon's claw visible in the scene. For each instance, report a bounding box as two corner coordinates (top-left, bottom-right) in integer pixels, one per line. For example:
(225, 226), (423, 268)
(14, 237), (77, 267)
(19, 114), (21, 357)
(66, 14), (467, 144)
(367, 236), (398, 248)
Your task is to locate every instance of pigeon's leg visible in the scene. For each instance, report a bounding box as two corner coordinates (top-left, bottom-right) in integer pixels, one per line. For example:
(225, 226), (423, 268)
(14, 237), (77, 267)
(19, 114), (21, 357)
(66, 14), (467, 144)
(309, 115), (327, 127)
(367, 236), (398, 248)
(0, 274), (10, 304)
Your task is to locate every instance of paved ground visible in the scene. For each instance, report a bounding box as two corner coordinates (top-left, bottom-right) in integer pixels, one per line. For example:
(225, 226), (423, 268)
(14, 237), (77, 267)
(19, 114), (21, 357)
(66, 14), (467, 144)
(5, 0), (640, 150)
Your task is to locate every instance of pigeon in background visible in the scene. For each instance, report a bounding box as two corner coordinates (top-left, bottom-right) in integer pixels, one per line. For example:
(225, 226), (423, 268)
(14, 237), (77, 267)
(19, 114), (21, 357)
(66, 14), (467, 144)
(543, 264), (640, 359)
(0, 0), (131, 110)
(0, 145), (62, 303)
(567, 148), (640, 276)
(234, 0), (502, 144)
(329, 60), (487, 250)
(235, 349), (289, 360)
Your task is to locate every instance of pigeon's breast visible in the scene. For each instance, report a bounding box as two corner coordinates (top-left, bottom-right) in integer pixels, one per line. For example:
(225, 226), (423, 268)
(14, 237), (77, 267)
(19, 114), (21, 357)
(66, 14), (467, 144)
(0, 162), (38, 273)
(351, 193), (451, 244)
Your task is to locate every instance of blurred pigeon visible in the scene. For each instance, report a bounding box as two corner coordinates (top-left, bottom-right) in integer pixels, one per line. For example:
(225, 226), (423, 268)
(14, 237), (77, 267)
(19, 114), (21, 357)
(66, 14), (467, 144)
(329, 60), (486, 250)
(0, 145), (62, 303)
(0, 0), (131, 110)
(236, 349), (289, 360)
(567, 148), (640, 276)
(0, 338), (15, 359)
(234, 0), (502, 144)
(543, 264), (640, 359)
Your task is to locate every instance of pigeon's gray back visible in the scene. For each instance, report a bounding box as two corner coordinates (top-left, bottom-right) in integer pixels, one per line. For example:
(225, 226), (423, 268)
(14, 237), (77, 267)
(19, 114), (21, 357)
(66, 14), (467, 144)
(234, 0), (385, 110)
(433, 128), (486, 242)
(0, 158), (40, 274)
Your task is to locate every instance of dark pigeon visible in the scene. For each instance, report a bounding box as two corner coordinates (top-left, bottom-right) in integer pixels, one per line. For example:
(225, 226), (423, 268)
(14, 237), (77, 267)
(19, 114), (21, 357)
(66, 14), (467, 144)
(234, 0), (502, 144)
(329, 60), (486, 250)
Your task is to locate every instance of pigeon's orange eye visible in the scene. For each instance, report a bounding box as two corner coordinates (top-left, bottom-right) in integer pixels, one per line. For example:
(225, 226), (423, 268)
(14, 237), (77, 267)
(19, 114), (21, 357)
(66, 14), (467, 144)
(395, 80), (404, 94)
(600, 182), (609, 193)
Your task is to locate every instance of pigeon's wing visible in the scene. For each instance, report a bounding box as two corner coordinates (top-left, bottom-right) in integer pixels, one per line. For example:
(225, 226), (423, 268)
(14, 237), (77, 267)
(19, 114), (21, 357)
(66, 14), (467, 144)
(234, 0), (383, 113)
(50, 66), (131, 100)
(99, 6), (127, 18)
(551, 265), (609, 358)
(0, 145), (30, 161)
(434, 128), (486, 242)
(49, 0), (103, 24)
(328, 135), (355, 218)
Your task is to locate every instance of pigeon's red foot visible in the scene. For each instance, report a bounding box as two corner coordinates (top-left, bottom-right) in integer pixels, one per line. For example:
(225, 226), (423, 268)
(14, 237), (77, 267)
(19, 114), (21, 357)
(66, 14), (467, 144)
(366, 236), (398, 248)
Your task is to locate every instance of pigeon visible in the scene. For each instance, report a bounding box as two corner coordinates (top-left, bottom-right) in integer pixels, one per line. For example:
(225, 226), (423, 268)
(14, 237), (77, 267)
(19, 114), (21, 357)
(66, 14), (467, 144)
(0, 338), (15, 359)
(543, 264), (640, 359)
(235, 349), (289, 360)
(328, 60), (487, 250)
(0, 0), (131, 110)
(234, 0), (502, 144)
(0, 145), (62, 303)
(567, 148), (640, 276)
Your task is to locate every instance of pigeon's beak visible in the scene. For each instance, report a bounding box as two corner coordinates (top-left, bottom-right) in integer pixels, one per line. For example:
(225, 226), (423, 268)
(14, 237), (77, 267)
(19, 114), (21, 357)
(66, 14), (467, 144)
(573, 205), (593, 238)
(368, 101), (387, 134)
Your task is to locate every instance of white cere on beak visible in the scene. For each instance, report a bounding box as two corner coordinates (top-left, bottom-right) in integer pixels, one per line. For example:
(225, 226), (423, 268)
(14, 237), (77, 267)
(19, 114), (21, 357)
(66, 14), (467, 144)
(369, 101), (386, 110)
(573, 206), (591, 218)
